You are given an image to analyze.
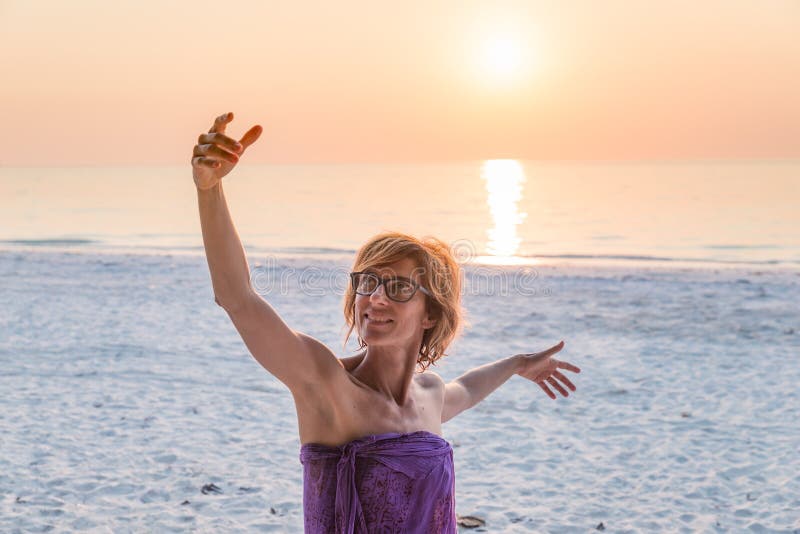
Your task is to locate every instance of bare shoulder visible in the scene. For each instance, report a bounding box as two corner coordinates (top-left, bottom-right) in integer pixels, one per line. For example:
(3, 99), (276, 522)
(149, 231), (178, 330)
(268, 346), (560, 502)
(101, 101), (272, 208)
(416, 369), (446, 391)
(294, 332), (348, 379)
(289, 332), (351, 418)
(415, 371), (446, 424)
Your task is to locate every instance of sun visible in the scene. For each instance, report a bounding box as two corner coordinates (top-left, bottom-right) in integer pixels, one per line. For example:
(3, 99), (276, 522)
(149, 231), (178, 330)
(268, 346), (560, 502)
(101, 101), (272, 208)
(480, 36), (524, 80)
(456, 17), (541, 89)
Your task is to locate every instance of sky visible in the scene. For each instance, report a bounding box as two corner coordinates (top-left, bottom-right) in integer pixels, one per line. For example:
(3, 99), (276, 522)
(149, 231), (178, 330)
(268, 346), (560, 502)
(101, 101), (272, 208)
(1, 0), (798, 165)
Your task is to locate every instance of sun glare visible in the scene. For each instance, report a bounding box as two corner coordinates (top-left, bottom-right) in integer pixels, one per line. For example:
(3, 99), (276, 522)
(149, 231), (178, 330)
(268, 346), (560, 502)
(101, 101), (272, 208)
(481, 159), (528, 259)
(456, 16), (543, 90)
(482, 37), (523, 78)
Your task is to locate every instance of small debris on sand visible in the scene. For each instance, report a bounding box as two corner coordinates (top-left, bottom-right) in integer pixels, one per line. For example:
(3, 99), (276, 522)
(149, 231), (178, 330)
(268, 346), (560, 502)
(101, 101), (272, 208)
(201, 483), (222, 495)
(457, 515), (486, 528)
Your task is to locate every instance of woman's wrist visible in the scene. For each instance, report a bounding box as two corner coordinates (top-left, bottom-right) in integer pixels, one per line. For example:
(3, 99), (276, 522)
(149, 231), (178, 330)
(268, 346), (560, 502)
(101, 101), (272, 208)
(511, 354), (525, 375)
(196, 183), (225, 206)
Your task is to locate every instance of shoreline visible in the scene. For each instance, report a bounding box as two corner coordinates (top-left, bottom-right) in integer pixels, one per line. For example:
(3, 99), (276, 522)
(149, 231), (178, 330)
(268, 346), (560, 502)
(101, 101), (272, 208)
(2, 244), (798, 275)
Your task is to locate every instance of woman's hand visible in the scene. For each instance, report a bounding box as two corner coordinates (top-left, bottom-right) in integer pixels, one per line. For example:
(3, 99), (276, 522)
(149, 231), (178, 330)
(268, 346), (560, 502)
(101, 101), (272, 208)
(191, 112), (263, 190)
(516, 341), (581, 399)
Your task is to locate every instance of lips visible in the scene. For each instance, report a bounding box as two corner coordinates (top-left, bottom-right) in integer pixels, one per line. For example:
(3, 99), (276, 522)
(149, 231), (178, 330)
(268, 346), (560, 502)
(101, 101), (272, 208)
(365, 313), (393, 324)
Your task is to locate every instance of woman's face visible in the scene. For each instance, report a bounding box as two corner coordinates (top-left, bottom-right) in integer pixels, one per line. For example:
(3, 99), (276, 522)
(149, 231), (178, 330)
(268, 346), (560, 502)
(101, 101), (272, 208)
(353, 257), (436, 350)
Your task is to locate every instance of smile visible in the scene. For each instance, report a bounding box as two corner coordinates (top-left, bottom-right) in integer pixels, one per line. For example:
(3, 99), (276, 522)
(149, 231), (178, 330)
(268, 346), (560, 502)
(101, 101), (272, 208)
(365, 314), (393, 325)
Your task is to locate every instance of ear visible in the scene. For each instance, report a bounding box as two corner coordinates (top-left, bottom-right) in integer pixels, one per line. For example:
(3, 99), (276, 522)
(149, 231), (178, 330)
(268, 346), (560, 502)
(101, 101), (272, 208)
(421, 313), (437, 330)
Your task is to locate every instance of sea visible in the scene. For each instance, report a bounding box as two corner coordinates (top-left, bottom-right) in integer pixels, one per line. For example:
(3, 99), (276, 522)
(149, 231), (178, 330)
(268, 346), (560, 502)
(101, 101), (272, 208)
(1, 160), (799, 532)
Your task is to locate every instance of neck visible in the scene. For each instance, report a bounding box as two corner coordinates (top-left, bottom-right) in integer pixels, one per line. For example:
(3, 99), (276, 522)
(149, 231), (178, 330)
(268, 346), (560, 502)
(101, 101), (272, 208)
(352, 344), (421, 406)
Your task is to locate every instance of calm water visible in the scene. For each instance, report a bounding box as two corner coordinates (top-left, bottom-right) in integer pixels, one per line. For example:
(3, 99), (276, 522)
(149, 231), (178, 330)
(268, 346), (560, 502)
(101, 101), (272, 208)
(1, 160), (798, 267)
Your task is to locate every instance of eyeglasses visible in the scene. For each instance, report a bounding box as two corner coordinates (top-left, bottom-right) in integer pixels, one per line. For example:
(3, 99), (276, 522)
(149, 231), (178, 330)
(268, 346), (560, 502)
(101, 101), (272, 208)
(350, 271), (431, 302)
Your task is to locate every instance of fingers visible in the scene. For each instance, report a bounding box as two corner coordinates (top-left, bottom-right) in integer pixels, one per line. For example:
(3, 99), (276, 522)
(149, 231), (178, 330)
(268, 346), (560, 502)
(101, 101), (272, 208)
(198, 132), (243, 154)
(525, 372), (574, 399)
(557, 360), (581, 373)
(239, 124), (263, 149)
(198, 114), (262, 156)
(193, 143), (239, 164)
(192, 112), (259, 175)
(209, 112), (234, 134)
(191, 156), (220, 169)
(537, 380), (556, 400)
(553, 370), (577, 392)
(546, 376), (568, 397)
(537, 340), (564, 358)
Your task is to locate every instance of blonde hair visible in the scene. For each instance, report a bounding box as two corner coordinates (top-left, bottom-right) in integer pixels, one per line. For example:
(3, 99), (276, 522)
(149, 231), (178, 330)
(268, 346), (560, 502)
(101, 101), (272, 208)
(343, 231), (464, 371)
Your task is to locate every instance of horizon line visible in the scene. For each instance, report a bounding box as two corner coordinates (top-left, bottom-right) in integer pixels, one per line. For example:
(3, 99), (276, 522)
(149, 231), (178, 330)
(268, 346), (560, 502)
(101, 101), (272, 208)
(2, 156), (799, 170)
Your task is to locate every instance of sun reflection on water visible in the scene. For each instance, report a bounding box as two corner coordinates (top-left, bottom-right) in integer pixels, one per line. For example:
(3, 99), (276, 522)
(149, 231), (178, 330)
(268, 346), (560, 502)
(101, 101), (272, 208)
(481, 159), (528, 261)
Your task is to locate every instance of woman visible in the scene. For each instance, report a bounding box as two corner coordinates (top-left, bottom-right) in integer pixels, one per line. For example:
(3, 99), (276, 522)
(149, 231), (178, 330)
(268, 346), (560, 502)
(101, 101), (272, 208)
(191, 112), (581, 533)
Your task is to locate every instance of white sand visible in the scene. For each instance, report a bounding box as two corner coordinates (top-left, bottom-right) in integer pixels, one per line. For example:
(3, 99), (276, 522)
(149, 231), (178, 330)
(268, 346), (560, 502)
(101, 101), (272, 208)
(1, 250), (799, 532)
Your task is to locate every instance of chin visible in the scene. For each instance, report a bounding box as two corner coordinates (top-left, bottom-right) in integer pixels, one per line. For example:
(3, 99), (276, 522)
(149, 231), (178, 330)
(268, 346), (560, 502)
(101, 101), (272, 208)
(360, 332), (386, 345)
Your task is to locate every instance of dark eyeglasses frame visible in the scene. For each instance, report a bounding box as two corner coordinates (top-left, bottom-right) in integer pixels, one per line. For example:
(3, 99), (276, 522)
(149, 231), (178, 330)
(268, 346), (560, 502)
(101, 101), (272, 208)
(350, 271), (431, 302)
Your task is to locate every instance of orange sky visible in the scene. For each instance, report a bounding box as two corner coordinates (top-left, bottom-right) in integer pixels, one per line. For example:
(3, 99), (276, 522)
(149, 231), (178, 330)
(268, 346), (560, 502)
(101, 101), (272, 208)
(1, 0), (798, 165)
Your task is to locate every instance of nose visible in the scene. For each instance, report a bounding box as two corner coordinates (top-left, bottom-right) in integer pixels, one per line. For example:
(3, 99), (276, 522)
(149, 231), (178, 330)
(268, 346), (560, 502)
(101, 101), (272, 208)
(369, 282), (390, 304)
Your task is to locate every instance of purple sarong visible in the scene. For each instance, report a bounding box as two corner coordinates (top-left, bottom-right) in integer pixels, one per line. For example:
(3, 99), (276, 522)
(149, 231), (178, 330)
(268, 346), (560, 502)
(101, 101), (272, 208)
(300, 430), (457, 533)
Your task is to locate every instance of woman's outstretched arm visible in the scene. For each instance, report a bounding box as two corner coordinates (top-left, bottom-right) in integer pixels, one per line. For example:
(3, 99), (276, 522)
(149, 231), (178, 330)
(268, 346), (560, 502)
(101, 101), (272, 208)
(441, 341), (580, 423)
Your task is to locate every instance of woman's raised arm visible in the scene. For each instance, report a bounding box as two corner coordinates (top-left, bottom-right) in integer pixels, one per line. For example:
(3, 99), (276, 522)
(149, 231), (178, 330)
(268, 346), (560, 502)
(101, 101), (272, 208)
(191, 113), (342, 390)
(193, 112), (262, 310)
